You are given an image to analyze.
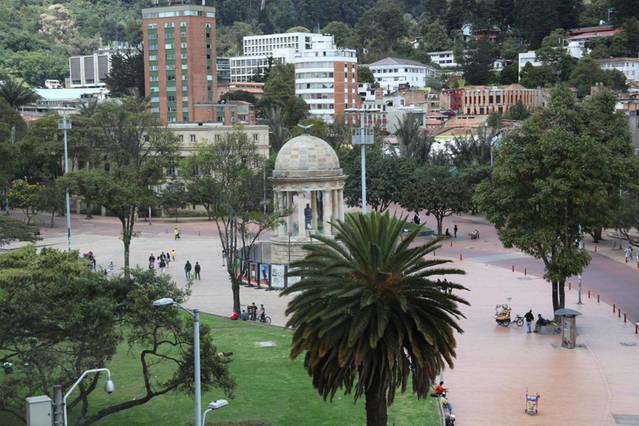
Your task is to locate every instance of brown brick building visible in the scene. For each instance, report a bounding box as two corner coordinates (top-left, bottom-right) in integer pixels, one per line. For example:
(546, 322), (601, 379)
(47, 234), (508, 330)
(142, 1), (217, 124)
(441, 84), (545, 115)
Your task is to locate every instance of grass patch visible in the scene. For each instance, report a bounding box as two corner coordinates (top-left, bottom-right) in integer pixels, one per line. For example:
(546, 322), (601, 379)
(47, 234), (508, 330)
(3, 315), (440, 426)
(401, 222), (434, 236)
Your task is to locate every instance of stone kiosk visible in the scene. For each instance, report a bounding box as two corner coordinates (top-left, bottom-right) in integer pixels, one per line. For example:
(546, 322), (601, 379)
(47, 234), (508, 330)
(271, 134), (346, 265)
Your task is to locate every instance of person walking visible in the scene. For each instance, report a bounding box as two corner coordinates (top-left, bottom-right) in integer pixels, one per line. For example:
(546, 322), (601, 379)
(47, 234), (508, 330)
(222, 249), (228, 267)
(174, 227), (181, 240)
(171, 249), (176, 261)
(159, 257), (166, 273)
(194, 262), (201, 280)
(148, 253), (156, 270)
(164, 250), (171, 265)
(625, 246), (633, 263)
(524, 309), (534, 333)
(453, 224), (458, 238)
(107, 261), (115, 277)
(184, 260), (192, 279)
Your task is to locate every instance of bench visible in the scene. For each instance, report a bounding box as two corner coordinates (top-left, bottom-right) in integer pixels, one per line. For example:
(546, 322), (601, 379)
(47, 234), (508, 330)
(536, 320), (561, 334)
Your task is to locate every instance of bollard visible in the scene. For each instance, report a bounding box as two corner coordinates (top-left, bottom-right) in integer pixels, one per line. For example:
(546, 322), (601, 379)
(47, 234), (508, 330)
(636, 323), (638, 334)
(597, 294), (600, 303)
(636, 261), (639, 269)
(568, 282), (572, 290)
(594, 245), (597, 253)
(626, 257), (628, 263)
(624, 313), (627, 323)
(198, 231), (200, 237)
(618, 309), (621, 319)
(524, 267), (527, 276)
(459, 253), (463, 261)
(588, 290), (591, 299)
(512, 264), (515, 273)
(433, 250), (436, 257)
(450, 240), (453, 247)
(613, 303), (616, 313)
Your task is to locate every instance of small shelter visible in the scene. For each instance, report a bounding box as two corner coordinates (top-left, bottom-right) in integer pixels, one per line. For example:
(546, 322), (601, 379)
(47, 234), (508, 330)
(554, 308), (582, 349)
(271, 134), (346, 264)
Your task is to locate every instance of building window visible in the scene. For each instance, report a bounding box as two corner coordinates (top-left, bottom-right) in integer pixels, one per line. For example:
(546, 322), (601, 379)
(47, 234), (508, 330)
(190, 134), (196, 142)
(178, 134), (184, 142)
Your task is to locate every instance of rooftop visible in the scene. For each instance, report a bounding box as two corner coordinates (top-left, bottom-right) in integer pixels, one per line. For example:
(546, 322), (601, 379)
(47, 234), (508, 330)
(34, 88), (108, 101)
(367, 57), (428, 68)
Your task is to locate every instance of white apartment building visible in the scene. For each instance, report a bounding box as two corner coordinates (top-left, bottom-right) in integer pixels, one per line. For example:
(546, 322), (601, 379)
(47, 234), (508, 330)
(427, 50), (459, 68)
(294, 46), (358, 124)
(230, 33), (334, 82)
(596, 58), (639, 82)
(365, 57), (439, 92)
(518, 51), (543, 79)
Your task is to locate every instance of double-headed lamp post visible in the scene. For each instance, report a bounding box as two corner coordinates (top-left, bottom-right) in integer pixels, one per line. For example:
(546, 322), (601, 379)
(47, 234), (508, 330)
(153, 298), (201, 426)
(345, 108), (378, 214)
(63, 368), (114, 426)
(202, 399), (229, 425)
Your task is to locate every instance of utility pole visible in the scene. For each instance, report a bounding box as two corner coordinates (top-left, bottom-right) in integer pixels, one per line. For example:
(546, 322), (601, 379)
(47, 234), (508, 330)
(52, 385), (64, 426)
(58, 113), (72, 252)
(346, 108), (378, 214)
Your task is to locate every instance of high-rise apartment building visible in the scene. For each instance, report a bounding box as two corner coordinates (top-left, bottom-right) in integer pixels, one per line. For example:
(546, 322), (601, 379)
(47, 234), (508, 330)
(294, 46), (359, 124)
(142, 0), (217, 124)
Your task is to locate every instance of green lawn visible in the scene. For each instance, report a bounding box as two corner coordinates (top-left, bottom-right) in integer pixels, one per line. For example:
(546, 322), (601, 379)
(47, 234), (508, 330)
(71, 314), (440, 426)
(1, 314), (440, 425)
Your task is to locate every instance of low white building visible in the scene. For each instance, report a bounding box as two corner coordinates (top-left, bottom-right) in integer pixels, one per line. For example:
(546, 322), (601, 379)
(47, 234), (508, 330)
(365, 57), (439, 92)
(518, 51), (543, 79)
(596, 58), (639, 83)
(566, 26), (620, 59)
(229, 50), (294, 82)
(427, 50), (459, 68)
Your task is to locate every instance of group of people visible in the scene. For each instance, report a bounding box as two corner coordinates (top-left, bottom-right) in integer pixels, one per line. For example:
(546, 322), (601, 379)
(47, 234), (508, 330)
(241, 302), (266, 322)
(184, 260), (201, 280)
(82, 251), (97, 271)
(524, 310), (551, 333)
(625, 246), (638, 263)
(148, 250), (177, 273)
(444, 225), (459, 238)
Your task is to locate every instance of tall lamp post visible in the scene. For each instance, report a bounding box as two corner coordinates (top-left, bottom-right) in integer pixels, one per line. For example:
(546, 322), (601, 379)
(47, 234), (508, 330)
(58, 112), (72, 251)
(62, 368), (114, 426)
(153, 298), (201, 426)
(345, 108), (378, 213)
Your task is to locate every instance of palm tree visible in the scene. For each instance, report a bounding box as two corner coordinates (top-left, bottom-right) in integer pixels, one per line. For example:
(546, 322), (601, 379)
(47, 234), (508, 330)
(282, 212), (469, 426)
(0, 77), (40, 109)
(265, 105), (290, 153)
(395, 113), (433, 162)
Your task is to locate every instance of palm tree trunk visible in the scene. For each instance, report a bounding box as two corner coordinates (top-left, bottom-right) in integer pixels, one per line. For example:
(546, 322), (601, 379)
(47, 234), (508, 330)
(365, 378), (387, 426)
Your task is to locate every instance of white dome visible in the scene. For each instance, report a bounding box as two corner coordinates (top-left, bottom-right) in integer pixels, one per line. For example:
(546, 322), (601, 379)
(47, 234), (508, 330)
(273, 135), (341, 178)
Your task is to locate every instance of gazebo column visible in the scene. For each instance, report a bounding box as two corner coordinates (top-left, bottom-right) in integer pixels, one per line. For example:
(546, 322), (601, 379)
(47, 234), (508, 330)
(276, 191), (286, 237)
(287, 191), (294, 236)
(323, 189), (333, 236)
(310, 190), (318, 230)
(297, 191), (306, 238)
(337, 189), (344, 220)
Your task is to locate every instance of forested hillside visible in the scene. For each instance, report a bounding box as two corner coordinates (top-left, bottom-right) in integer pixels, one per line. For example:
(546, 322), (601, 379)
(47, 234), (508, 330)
(0, 0), (637, 86)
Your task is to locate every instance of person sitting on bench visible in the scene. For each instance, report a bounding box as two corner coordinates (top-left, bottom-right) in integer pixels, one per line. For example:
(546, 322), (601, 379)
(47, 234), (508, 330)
(433, 381), (447, 396)
(534, 314), (550, 332)
(469, 229), (479, 240)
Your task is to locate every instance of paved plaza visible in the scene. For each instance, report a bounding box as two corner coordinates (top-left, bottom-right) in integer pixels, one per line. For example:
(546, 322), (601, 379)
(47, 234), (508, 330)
(11, 212), (639, 425)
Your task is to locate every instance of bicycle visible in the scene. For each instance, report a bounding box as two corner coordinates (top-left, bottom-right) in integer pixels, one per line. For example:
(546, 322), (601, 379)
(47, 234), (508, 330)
(259, 314), (271, 325)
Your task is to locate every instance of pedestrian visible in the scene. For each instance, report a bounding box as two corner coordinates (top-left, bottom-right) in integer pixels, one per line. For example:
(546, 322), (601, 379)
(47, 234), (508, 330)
(171, 249), (176, 261)
(174, 227), (181, 240)
(249, 302), (257, 321)
(625, 246), (633, 262)
(184, 260), (192, 279)
(107, 261), (114, 277)
(453, 224), (458, 238)
(159, 252), (166, 263)
(524, 309), (534, 333)
(149, 253), (155, 270)
(194, 262), (201, 280)
(159, 257), (166, 273)
(88, 251), (96, 271)
(258, 304), (265, 322)
(165, 250), (171, 265)
(445, 228), (451, 238)
(240, 310), (249, 321)
(222, 249), (228, 267)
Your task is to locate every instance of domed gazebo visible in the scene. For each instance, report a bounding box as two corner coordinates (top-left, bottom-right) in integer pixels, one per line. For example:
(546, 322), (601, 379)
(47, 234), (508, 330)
(271, 134), (346, 264)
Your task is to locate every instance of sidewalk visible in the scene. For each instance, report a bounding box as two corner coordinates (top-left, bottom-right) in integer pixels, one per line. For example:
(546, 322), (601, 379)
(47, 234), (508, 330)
(446, 258), (639, 426)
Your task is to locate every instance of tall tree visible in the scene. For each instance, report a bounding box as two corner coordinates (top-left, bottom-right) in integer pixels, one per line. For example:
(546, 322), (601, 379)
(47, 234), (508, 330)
(399, 166), (466, 235)
(463, 40), (496, 85)
(188, 131), (276, 313)
(257, 63), (308, 127)
(422, 21), (450, 52)
(475, 86), (636, 311)
(395, 113), (433, 162)
(65, 98), (177, 271)
(282, 212), (468, 426)
(104, 51), (145, 98)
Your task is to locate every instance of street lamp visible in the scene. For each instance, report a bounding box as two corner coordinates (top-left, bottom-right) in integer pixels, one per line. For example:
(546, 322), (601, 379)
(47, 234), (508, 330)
(58, 112), (72, 252)
(153, 298), (201, 426)
(202, 399), (229, 425)
(63, 368), (114, 426)
(345, 108), (379, 214)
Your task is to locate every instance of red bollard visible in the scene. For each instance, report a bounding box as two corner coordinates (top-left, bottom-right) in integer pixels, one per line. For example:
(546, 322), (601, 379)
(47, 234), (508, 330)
(594, 245), (598, 253)
(512, 264), (515, 273)
(626, 257), (628, 263)
(636, 324), (638, 334)
(568, 282), (572, 290)
(450, 240), (453, 247)
(524, 267), (527, 276)
(588, 290), (591, 299)
(618, 309), (621, 319)
(597, 294), (600, 303)
(636, 261), (639, 269)
(624, 313), (627, 323)
(459, 253), (463, 261)
(613, 303), (616, 313)
(433, 250), (436, 256)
